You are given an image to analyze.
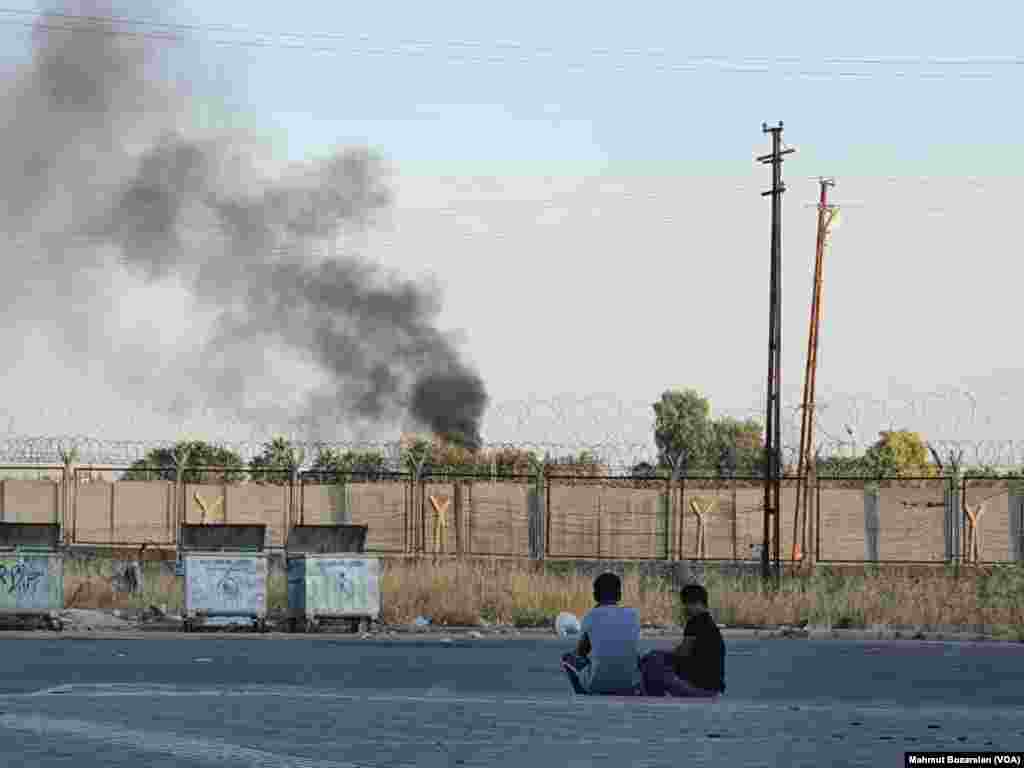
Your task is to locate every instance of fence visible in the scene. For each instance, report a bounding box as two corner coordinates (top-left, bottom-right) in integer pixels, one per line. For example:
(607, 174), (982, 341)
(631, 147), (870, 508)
(0, 466), (1022, 564)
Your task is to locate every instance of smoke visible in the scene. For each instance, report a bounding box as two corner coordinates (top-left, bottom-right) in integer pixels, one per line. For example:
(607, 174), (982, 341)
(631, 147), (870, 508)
(0, 1), (487, 450)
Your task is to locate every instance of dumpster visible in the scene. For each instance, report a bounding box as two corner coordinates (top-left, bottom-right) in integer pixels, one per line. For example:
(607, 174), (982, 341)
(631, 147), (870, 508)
(180, 524), (268, 633)
(286, 524), (380, 633)
(0, 523), (64, 631)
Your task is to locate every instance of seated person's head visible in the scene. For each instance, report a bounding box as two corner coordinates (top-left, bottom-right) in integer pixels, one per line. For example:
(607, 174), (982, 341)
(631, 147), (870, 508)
(680, 583), (709, 619)
(593, 572), (622, 605)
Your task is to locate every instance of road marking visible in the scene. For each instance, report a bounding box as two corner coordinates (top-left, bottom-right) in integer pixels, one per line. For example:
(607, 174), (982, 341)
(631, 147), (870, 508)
(19, 683), (710, 708)
(11, 683), (1024, 721)
(0, 712), (390, 768)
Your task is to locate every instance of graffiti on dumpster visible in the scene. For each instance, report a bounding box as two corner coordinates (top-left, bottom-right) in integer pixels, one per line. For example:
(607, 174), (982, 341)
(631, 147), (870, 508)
(218, 566), (242, 603)
(0, 560), (44, 598)
(187, 558), (263, 614)
(312, 559), (377, 615)
(334, 569), (355, 601)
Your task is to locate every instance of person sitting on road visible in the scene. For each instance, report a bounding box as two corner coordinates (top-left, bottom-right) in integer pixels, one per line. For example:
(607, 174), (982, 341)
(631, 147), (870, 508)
(561, 572), (641, 695)
(640, 583), (725, 698)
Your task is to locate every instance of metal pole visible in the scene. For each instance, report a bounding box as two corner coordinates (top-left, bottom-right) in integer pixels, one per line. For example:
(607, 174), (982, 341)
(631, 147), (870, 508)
(758, 122), (794, 585)
(760, 128), (778, 585)
(772, 141), (783, 586)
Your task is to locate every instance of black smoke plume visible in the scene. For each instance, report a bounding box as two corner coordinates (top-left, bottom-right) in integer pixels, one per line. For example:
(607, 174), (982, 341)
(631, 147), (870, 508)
(1, 1), (488, 448)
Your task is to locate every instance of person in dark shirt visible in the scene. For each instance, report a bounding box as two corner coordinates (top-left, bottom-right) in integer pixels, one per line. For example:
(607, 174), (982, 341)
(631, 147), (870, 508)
(640, 583), (725, 697)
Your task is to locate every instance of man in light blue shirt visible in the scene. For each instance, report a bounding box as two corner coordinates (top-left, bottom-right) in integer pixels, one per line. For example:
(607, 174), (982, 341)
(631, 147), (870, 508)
(561, 572), (641, 695)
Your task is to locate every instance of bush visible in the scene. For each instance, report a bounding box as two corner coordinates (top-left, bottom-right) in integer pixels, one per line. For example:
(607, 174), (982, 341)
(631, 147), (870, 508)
(511, 606), (554, 628)
(976, 564), (1024, 619)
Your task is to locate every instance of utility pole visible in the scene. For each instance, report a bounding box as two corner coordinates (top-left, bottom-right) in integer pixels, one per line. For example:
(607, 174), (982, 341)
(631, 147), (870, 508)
(758, 122), (794, 586)
(792, 177), (839, 570)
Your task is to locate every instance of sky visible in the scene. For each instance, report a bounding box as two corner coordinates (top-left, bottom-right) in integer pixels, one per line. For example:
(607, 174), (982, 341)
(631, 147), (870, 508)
(1, 1), (1022, 465)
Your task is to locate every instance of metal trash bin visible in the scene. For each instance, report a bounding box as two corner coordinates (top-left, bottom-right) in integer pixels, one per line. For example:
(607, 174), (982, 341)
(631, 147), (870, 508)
(0, 523), (64, 632)
(180, 524), (268, 633)
(286, 525), (380, 633)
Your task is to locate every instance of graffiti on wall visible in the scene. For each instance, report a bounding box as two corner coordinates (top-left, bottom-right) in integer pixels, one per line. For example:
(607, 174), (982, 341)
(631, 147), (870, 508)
(0, 559), (45, 598)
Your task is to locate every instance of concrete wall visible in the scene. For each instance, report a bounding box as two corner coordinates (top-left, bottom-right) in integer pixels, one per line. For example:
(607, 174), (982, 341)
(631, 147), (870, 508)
(73, 480), (173, 545)
(0, 480), (60, 524)
(4, 477), (1020, 563)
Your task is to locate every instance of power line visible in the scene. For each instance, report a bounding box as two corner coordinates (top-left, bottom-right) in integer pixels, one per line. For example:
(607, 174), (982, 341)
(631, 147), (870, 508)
(0, 8), (1019, 80)
(3, 7), (1022, 66)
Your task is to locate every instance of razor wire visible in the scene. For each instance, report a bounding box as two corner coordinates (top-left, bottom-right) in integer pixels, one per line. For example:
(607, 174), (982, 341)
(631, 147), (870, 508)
(2, 391), (1024, 472)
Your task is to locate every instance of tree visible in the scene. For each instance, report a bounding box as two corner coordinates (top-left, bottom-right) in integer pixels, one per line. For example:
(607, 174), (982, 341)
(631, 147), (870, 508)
(401, 436), (435, 478)
(249, 437), (305, 485)
(708, 416), (764, 476)
(653, 389), (712, 476)
(547, 449), (603, 477)
(816, 453), (872, 477)
(481, 445), (534, 478)
(122, 440), (245, 484)
(430, 437), (487, 475)
(864, 430), (935, 477)
(631, 461), (660, 479)
(310, 447), (387, 482)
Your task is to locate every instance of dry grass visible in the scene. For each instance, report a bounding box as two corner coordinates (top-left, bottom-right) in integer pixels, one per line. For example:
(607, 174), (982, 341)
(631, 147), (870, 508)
(701, 565), (1024, 639)
(58, 556), (1024, 639)
(376, 559), (1024, 639)
(64, 557), (184, 613)
(377, 558), (678, 627)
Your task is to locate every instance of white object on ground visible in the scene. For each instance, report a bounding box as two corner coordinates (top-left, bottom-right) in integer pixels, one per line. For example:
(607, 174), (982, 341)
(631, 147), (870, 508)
(556, 612), (581, 638)
(58, 610), (135, 630)
(203, 617), (253, 627)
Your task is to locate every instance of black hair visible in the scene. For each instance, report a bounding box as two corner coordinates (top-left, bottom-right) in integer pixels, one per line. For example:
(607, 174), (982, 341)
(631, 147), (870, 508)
(680, 583), (708, 606)
(593, 572), (622, 604)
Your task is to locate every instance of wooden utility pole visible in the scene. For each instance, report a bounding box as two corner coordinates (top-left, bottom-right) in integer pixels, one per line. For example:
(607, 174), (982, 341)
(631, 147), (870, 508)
(792, 178), (839, 568)
(758, 122), (794, 586)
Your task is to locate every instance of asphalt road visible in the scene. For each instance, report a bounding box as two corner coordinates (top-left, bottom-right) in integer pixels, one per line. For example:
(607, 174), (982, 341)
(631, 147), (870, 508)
(1, 634), (1023, 767)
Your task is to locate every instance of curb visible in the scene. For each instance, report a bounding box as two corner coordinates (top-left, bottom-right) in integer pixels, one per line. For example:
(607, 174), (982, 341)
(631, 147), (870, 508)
(4, 619), (1020, 644)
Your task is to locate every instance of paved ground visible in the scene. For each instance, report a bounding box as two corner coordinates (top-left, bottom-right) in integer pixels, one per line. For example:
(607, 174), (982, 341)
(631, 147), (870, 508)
(1, 634), (1023, 766)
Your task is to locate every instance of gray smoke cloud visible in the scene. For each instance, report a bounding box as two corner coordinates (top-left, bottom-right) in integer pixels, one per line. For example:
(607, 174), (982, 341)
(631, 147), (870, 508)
(1, 1), (488, 449)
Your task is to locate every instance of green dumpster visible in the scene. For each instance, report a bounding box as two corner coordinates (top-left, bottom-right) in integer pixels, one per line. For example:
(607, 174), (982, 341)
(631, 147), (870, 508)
(0, 523), (64, 631)
(286, 525), (379, 633)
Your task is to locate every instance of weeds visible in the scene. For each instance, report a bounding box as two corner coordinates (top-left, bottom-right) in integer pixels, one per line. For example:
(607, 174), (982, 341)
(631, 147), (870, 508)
(64, 558), (183, 613)
(57, 556), (1024, 634)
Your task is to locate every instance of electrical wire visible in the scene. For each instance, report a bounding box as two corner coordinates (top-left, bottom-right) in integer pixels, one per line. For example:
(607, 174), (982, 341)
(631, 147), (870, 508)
(0, 7), (1019, 80)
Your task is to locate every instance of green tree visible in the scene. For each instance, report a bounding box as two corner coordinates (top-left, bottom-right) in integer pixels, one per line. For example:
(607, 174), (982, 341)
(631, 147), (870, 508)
(708, 416), (764, 476)
(653, 388), (712, 476)
(864, 430), (935, 477)
(816, 453), (872, 478)
(309, 447), (388, 483)
(248, 437), (306, 485)
(122, 440), (246, 484)
(402, 436), (435, 478)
